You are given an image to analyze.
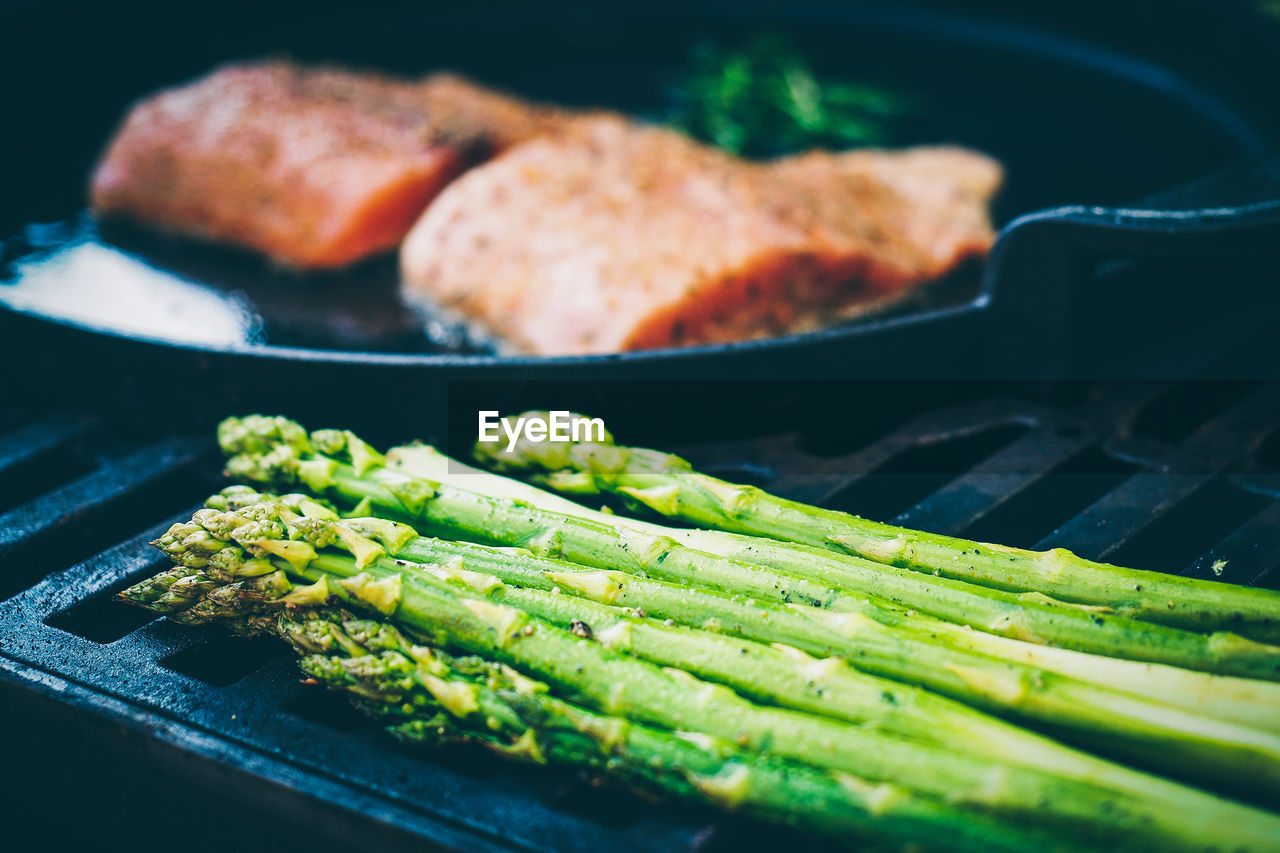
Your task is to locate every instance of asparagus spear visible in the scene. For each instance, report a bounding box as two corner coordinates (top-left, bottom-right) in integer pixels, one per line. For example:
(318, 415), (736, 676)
(204, 483), (1280, 735)
(128, 570), (1031, 853)
(194, 484), (1280, 753)
(393, 445), (1280, 732)
(333, 530), (1175, 777)
(124, 500), (1280, 850)
(541, 564), (1280, 788)
(114, 564), (219, 614)
(473, 411), (1280, 641)
(406, 552), (1280, 824)
(416, 539), (1280, 736)
(215, 416), (1280, 681)
(279, 611), (1078, 853)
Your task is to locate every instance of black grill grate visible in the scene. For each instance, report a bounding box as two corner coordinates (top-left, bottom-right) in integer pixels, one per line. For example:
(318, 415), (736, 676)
(1, 382), (1279, 851)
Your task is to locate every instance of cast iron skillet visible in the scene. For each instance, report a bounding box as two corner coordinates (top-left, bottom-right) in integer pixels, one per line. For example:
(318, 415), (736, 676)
(2, 1), (1279, 386)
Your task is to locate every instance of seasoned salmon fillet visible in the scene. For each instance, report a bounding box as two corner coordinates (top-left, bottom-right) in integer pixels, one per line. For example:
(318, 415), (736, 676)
(399, 117), (1001, 355)
(90, 62), (571, 269)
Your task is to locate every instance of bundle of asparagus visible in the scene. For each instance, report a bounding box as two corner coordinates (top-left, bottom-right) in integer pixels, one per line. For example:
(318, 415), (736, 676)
(113, 414), (1280, 850)
(474, 412), (1280, 641)
(127, 573), (1067, 852)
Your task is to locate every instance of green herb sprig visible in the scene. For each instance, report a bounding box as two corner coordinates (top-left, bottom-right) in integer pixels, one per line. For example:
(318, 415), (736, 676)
(669, 33), (915, 157)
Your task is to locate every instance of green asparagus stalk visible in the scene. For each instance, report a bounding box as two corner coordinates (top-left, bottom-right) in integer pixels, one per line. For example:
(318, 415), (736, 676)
(132, 511), (1280, 802)
(214, 416), (1280, 681)
(209, 422), (1280, 758)
(123, 570), (1034, 853)
(393, 444), (1280, 733)
(114, 564), (219, 614)
(541, 564), (1280, 784)
(279, 611), (1078, 853)
(353, 534), (1175, 776)
(408, 553), (1280, 826)
(204, 482), (1280, 735)
(124, 499), (1280, 851)
(473, 412), (1280, 641)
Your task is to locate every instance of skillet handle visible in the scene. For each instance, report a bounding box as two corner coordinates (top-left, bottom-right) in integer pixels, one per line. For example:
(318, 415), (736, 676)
(981, 154), (1280, 376)
(995, 153), (1280, 259)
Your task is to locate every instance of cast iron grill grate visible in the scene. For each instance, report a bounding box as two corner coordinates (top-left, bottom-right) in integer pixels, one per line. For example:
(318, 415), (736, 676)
(2, 382), (1278, 851)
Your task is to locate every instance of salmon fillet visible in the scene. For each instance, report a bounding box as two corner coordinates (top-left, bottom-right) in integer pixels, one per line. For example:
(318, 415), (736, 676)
(90, 62), (572, 269)
(399, 117), (1002, 355)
